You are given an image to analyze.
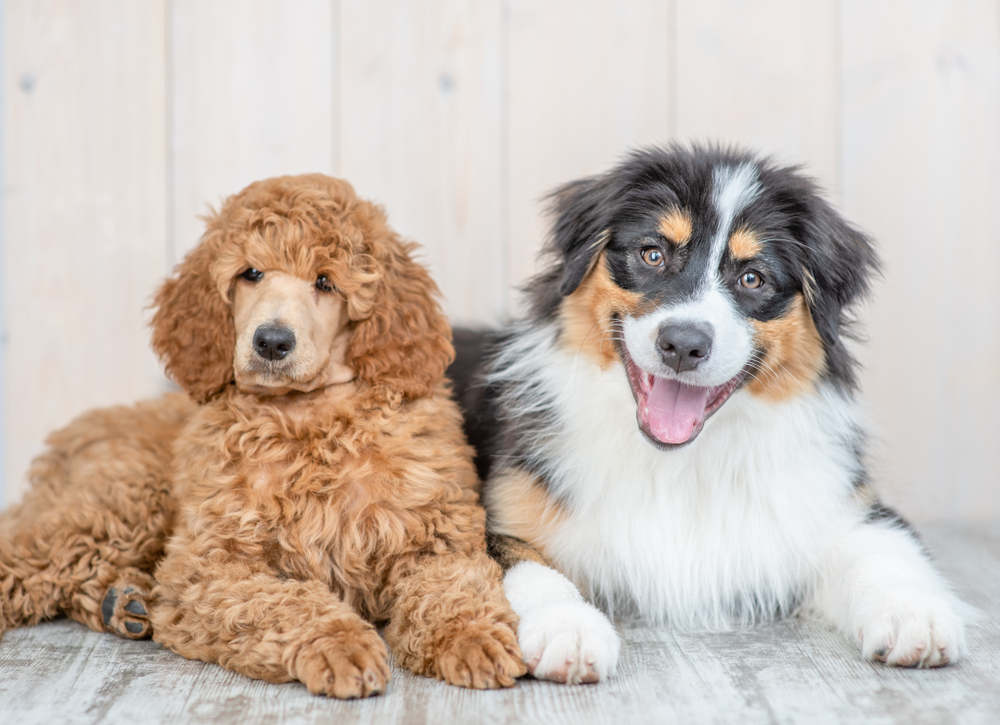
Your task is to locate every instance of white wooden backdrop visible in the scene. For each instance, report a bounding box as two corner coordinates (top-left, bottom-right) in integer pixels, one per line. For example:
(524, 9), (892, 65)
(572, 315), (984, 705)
(2, 0), (998, 522)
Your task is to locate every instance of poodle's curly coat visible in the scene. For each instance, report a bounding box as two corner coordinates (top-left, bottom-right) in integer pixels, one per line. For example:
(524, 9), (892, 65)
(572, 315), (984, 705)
(0, 174), (525, 696)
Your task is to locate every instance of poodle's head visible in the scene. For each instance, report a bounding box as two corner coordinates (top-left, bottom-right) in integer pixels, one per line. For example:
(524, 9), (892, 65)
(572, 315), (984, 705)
(151, 174), (453, 404)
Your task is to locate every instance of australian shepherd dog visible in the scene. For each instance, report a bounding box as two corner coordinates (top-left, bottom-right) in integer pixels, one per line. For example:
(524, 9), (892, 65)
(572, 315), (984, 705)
(449, 145), (967, 684)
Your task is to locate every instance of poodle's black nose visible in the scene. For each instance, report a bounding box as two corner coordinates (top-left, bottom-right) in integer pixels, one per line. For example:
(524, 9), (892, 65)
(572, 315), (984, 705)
(253, 325), (296, 361)
(657, 322), (713, 373)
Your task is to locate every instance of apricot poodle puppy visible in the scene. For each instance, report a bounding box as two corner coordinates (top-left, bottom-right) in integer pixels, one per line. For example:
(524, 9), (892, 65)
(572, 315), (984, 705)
(0, 174), (525, 697)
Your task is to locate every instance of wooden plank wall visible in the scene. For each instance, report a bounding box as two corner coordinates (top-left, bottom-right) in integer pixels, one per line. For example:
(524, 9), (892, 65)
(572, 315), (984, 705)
(2, 0), (998, 522)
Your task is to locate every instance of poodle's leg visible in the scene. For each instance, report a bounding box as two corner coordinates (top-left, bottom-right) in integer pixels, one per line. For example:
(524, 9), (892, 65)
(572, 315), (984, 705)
(0, 395), (190, 639)
(384, 550), (527, 689)
(0, 497), (168, 640)
(808, 519), (967, 668)
(152, 544), (390, 699)
(0, 510), (69, 634)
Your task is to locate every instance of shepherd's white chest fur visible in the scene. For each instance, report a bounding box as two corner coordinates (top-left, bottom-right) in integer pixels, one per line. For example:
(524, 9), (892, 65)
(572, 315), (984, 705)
(525, 340), (864, 628)
(498, 330), (966, 684)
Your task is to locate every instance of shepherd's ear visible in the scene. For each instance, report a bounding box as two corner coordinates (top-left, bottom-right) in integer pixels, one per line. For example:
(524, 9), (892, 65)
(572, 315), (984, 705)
(150, 234), (235, 403)
(787, 186), (880, 387)
(547, 177), (616, 297)
(348, 238), (453, 403)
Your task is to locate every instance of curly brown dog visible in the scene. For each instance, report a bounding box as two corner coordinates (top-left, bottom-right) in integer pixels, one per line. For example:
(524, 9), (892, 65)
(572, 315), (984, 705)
(0, 174), (525, 697)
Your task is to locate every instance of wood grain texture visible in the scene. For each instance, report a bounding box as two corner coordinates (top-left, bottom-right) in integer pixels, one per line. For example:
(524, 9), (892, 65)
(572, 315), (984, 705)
(673, 0), (841, 194)
(0, 524), (997, 724)
(338, 0), (506, 326)
(169, 0), (336, 263)
(504, 0), (672, 300)
(0, 0), (169, 505)
(2, 0), (998, 521)
(842, 0), (1000, 523)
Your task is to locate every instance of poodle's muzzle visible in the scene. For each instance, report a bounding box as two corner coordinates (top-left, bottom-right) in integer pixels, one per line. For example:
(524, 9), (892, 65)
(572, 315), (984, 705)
(232, 270), (355, 394)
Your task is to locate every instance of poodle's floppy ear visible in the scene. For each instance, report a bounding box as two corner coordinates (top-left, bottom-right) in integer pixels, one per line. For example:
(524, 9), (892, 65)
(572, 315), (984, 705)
(150, 236), (235, 403)
(348, 239), (454, 402)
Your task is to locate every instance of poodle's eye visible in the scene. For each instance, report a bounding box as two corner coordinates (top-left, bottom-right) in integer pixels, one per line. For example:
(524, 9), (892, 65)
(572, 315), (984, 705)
(640, 247), (665, 267)
(241, 268), (263, 283)
(739, 270), (764, 289)
(316, 275), (335, 293)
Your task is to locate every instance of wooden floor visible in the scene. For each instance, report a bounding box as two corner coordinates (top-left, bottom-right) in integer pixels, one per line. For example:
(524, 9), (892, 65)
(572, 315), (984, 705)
(1, 523), (997, 725)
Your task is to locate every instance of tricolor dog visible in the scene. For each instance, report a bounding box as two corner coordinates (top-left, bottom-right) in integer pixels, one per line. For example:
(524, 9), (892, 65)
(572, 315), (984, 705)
(450, 145), (968, 684)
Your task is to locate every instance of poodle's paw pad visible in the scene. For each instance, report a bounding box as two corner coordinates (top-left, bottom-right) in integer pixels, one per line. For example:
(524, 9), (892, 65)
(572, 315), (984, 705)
(518, 600), (620, 684)
(295, 628), (391, 699)
(433, 621), (527, 689)
(859, 594), (966, 668)
(101, 579), (153, 640)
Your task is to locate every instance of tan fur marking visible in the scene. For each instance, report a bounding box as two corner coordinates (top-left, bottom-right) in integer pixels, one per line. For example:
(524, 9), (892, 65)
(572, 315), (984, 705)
(559, 252), (648, 368)
(658, 209), (693, 246)
(729, 227), (762, 260)
(487, 533), (553, 573)
(854, 484), (878, 513)
(747, 293), (825, 401)
(484, 468), (568, 560)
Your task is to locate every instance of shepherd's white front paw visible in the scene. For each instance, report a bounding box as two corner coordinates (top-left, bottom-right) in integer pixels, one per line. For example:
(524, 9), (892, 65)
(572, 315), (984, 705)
(858, 592), (966, 668)
(503, 561), (620, 684)
(517, 599), (620, 684)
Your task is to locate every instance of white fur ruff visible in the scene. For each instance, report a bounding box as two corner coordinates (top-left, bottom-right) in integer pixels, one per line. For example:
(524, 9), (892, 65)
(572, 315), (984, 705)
(492, 321), (966, 668)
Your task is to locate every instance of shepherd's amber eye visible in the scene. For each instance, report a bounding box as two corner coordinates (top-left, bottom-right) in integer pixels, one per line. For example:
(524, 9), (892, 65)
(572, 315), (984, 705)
(641, 247), (665, 267)
(316, 274), (334, 293)
(739, 271), (764, 289)
(241, 268), (263, 282)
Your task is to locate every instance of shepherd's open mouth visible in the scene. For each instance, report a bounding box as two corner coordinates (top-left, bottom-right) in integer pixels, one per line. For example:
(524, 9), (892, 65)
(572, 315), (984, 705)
(620, 343), (748, 449)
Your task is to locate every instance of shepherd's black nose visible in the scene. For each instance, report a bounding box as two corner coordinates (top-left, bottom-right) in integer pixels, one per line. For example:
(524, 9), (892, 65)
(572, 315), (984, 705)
(657, 322), (713, 373)
(253, 325), (296, 361)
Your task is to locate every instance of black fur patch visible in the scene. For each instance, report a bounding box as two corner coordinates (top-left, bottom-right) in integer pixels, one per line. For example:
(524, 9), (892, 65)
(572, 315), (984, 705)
(864, 501), (923, 549)
(865, 502), (912, 530)
(448, 328), (501, 481)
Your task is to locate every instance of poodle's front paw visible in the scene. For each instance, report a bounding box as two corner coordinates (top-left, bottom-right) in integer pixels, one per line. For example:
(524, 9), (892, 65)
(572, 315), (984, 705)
(433, 621), (526, 689)
(518, 600), (620, 684)
(101, 568), (156, 639)
(858, 592), (966, 668)
(294, 628), (391, 698)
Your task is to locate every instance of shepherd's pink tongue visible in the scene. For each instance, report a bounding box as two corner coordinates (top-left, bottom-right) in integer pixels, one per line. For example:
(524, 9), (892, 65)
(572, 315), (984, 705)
(642, 376), (710, 444)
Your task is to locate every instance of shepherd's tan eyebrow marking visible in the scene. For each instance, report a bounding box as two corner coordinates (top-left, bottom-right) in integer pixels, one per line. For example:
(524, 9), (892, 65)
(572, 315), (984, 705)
(729, 227), (762, 260)
(657, 209), (693, 246)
